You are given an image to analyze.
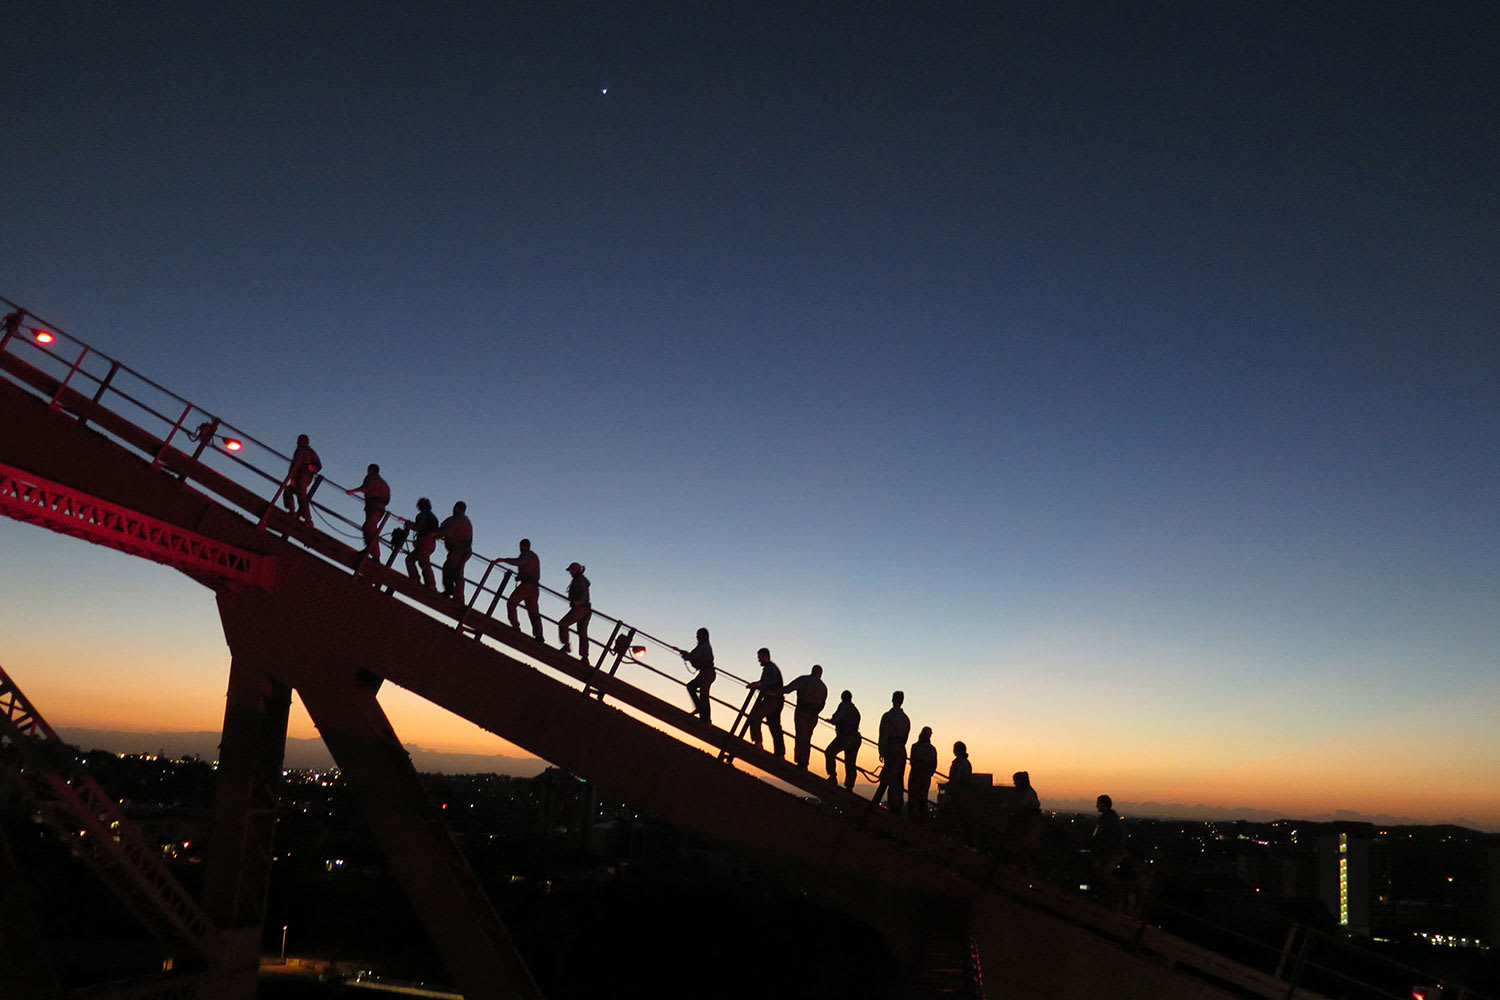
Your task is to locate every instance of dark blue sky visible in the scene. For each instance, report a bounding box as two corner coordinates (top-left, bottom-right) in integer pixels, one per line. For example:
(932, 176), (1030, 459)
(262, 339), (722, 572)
(3, 2), (1497, 824)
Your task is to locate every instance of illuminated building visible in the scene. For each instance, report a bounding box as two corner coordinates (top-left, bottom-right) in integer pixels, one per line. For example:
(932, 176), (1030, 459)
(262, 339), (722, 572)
(1317, 828), (1392, 939)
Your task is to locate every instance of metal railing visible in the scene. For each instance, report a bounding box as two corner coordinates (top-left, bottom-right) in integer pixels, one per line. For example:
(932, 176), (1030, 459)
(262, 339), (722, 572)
(17, 298), (1479, 1000)
(0, 299), (915, 801)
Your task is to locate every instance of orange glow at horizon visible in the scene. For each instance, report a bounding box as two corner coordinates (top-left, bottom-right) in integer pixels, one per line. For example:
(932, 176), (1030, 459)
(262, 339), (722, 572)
(3, 533), (1497, 831)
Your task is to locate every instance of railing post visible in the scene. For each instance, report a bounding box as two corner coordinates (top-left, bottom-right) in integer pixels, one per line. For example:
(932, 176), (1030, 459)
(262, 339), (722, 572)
(590, 621), (624, 675)
(717, 690), (757, 762)
(48, 344), (91, 410)
(605, 628), (636, 679)
(188, 415), (221, 461)
(456, 560), (497, 632)
(152, 402), (196, 470)
(78, 359), (123, 430)
(480, 569), (512, 629)
(581, 623), (621, 700)
(257, 471), (294, 530)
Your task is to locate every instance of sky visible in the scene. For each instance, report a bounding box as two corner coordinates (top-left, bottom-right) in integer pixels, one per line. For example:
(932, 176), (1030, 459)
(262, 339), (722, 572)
(1, 2), (1497, 829)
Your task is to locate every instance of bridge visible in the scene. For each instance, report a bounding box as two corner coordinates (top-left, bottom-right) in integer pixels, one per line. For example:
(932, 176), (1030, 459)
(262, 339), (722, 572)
(0, 298), (1338, 1000)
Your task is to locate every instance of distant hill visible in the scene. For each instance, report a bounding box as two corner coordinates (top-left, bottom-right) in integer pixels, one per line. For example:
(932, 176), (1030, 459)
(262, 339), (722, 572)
(55, 727), (548, 777)
(53, 729), (1492, 831)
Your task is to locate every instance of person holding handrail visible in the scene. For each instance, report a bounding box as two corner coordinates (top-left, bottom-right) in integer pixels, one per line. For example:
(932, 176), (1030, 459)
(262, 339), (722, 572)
(346, 463), (390, 561)
(404, 498), (440, 588)
(282, 434), (322, 525)
(871, 691), (910, 812)
(782, 664), (828, 770)
(679, 628), (715, 723)
(437, 501), (473, 602)
(907, 725), (937, 822)
(944, 741), (975, 845)
(824, 690), (861, 789)
(1008, 770), (1044, 873)
(558, 562), (591, 660)
(499, 539), (545, 641)
(745, 647), (785, 758)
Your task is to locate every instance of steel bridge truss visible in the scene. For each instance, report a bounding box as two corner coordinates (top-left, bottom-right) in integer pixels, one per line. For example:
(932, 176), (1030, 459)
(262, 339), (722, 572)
(0, 462), (273, 589)
(0, 664), (218, 986)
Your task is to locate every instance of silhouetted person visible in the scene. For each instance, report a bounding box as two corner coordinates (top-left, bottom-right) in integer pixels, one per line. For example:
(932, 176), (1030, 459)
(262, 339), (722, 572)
(405, 497), (440, 587)
(1092, 794), (1128, 900)
(282, 434), (322, 524)
(1008, 770), (1043, 872)
(824, 690), (860, 789)
(437, 501), (472, 602)
(558, 562), (591, 660)
(782, 664), (828, 770)
(347, 463), (390, 560)
(745, 647), (785, 758)
(945, 741), (975, 844)
(680, 627), (715, 723)
(499, 539), (545, 641)
(907, 726), (937, 821)
(871, 691), (910, 811)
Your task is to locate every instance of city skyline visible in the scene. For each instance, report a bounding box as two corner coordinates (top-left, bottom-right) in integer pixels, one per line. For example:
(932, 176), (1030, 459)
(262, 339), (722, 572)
(2, 4), (1497, 829)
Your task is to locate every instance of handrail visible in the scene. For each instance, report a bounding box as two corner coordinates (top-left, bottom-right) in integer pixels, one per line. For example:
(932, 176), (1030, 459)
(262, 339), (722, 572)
(1, 297), (905, 791)
(13, 298), (1476, 1000)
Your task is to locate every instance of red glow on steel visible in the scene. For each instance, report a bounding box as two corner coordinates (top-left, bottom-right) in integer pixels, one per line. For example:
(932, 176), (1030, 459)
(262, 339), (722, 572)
(224, 439), (243, 452)
(35, 330), (55, 344)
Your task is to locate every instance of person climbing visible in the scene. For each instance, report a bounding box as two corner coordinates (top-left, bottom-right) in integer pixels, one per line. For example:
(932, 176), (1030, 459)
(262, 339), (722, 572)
(437, 501), (472, 602)
(907, 725), (937, 821)
(558, 561), (591, 660)
(824, 690), (861, 790)
(1008, 770), (1044, 873)
(282, 434), (322, 525)
(871, 691), (910, 812)
(1092, 793), (1128, 901)
(346, 463), (390, 560)
(782, 664), (828, 770)
(945, 741), (975, 844)
(679, 627), (715, 723)
(404, 497), (440, 588)
(745, 647), (785, 758)
(499, 538), (545, 641)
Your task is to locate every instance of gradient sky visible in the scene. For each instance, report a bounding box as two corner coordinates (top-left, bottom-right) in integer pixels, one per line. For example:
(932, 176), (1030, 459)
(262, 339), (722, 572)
(2, 3), (1497, 828)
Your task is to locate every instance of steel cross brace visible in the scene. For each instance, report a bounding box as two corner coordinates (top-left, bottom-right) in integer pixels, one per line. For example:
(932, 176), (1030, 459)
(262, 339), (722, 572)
(0, 462), (273, 588)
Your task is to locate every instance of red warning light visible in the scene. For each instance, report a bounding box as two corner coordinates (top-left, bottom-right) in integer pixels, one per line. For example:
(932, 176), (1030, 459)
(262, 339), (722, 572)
(224, 439), (244, 452)
(35, 330), (55, 344)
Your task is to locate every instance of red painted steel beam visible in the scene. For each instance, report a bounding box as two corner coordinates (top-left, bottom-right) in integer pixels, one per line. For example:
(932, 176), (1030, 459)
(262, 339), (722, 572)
(0, 462), (273, 588)
(296, 676), (544, 1000)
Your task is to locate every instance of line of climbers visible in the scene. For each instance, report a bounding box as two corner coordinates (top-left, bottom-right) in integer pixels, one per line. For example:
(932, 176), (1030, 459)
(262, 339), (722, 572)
(672, 630), (1049, 857)
(281, 438), (594, 658)
(279, 437), (1126, 884)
